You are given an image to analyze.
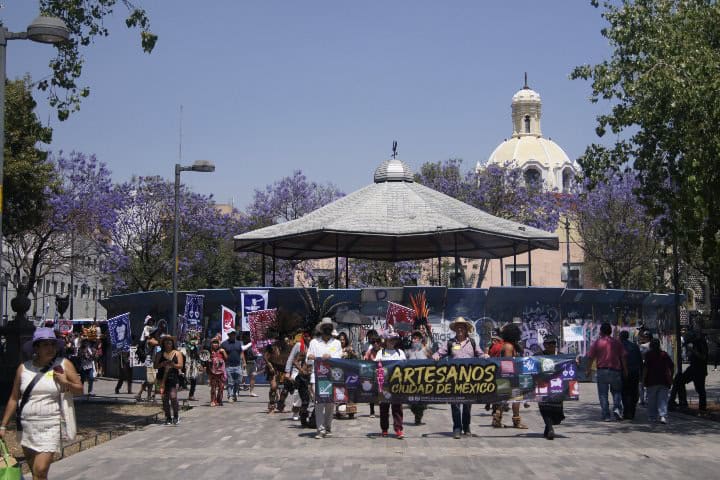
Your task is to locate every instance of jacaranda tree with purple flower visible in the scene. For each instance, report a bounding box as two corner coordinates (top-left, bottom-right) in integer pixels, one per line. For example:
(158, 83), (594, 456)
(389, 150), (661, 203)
(570, 169), (663, 290)
(106, 175), (243, 292)
(4, 151), (120, 317)
(415, 159), (570, 287)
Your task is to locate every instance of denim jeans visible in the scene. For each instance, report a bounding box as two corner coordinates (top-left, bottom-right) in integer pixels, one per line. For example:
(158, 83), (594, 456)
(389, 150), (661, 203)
(596, 368), (623, 419)
(646, 385), (669, 420)
(226, 366), (242, 398)
(450, 403), (472, 433)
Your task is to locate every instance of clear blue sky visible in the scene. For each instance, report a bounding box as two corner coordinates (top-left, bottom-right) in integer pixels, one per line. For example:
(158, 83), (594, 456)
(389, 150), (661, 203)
(3, 1), (611, 209)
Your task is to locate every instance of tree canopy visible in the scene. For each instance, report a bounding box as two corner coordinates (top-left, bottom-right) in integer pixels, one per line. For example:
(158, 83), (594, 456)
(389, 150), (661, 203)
(572, 0), (720, 313)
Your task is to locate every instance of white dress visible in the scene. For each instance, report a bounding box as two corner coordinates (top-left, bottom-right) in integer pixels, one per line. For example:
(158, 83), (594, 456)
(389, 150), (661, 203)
(19, 361), (62, 452)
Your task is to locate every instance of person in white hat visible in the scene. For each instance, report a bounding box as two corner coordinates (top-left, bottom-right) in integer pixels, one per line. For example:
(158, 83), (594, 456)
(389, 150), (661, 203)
(432, 317), (486, 438)
(306, 318), (342, 439)
(375, 329), (407, 438)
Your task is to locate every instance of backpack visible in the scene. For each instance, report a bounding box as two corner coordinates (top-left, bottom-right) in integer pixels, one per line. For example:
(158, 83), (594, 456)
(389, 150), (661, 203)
(446, 338), (480, 358)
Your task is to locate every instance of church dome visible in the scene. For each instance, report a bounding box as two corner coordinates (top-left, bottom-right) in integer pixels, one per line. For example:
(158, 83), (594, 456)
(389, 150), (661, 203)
(478, 76), (578, 192)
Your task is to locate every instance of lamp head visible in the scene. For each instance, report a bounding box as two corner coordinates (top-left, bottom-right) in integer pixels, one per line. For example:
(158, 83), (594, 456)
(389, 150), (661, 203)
(26, 15), (70, 44)
(190, 160), (215, 172)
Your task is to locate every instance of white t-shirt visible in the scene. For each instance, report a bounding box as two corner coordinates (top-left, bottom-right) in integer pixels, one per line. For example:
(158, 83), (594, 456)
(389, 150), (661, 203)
(307, 337), (342, 383)
(376, 348), (406, 361)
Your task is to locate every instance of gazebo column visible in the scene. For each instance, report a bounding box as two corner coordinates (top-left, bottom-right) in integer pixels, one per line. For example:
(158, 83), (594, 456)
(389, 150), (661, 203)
(260, 244), (266, 287)
(527, 239), (532, 287)
(345, 257), (349, 288)
(272, 244), (276, 287)
(513, 244), (517, 287)
(437, 255), (442, 286)
(500, 258), (504, 286)
(454, 234), (460, 288)
(335, 236), (339, 288)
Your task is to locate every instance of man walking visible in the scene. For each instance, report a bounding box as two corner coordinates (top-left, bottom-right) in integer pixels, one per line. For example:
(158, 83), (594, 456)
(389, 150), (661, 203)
(669, 326), (708, 411)
(585, 323), (627, 421)
(619, 330), (642, 420)
(221, 330), (246, 402)
(433, 317), (486, 438)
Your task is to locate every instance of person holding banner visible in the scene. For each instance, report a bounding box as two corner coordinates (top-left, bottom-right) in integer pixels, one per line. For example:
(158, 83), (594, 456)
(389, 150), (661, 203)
(536, 335), (565, 440)
(406, 330), (432, 425)
(307, 318), (343, 439)
(432, 317), (486, 439)
(376, 330), (407, 438)
(492, 323), (529, 429)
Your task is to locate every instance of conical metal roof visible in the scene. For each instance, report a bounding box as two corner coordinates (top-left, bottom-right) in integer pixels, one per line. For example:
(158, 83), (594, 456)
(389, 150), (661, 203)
(234, 159), (558, 261)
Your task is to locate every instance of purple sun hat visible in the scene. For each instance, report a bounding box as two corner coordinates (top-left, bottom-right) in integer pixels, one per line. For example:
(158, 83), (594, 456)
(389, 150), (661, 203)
(22, 327), (65, 357)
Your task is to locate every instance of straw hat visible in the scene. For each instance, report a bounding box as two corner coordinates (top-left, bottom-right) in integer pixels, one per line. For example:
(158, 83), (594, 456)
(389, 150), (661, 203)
(315, 317), (336, 333)
(448, 316), (475, 334)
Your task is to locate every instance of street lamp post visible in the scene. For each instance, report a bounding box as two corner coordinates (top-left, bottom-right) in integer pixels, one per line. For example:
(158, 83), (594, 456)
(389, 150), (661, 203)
(0, 16), (69, 285)
(171, 160), (215, 334)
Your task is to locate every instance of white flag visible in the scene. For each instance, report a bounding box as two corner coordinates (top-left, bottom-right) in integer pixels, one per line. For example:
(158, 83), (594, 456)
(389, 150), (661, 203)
(220, 305), (237, 343)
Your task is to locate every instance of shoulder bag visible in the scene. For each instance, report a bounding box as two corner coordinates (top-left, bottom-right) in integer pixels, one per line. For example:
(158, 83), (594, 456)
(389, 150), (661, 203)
(0, 439), (21, 480)
(16, 361), (53, 433)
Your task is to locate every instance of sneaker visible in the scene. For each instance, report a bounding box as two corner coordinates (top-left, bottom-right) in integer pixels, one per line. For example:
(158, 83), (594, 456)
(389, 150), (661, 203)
(231, 396), (237, 403)
(249, 391), (258, 397)
(660, 416), (667, 424)
(164, 418), (172, 426)
(453, 430), (461, 439)
(613, 408), (623, 421)
(395, 430), (404, 439)
(369, 414), (376, 418)
(315, 432), (324, 439)
(172, 417), (180, 425)
(292, 415), (300, 421)
(324, 431), (332, 438)
(381, 430), (388, 437)
(463, 430), (472, 437)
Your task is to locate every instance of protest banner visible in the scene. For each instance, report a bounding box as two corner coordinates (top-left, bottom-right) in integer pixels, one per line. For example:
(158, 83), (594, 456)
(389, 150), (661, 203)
(240, 290), (268, 332)
(108, 312), (131, 353)
(314, 355), (579, 404)
(386, 301), (415, 334)
(184, 294), (204, 331)
(248, 308), (277, 355)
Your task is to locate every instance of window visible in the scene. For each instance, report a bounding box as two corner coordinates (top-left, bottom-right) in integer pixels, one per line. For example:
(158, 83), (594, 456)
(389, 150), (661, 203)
(37, 280), (43, 293)
(524, 167), (541, 187)
(53, 281), (58, 294)
(60, 282), (65, 294)
(74, 285), (78, 298)
(562, 264), (583, 289)
(92, 288), (97, 300)
(562, 168), (574, 193)
(505, 266), (529, 286)
(46, 280), (51, 293)
(524, 115), (531, 133)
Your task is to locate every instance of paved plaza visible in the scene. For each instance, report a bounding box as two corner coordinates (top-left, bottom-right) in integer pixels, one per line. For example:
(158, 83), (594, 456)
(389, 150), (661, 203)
(52, 373), (720, 480)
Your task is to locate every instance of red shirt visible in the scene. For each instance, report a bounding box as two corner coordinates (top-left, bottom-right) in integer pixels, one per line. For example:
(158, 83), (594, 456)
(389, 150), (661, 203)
(644, 350), (674, 387)
(588, 335), (626, 370)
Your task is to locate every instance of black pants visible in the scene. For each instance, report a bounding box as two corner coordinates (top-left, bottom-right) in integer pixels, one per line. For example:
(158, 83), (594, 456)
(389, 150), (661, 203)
(189, 378), (197, 398)
(670, 366), (707, 410)
(622, 370), (640, 419)
(115, 365), (133, 393)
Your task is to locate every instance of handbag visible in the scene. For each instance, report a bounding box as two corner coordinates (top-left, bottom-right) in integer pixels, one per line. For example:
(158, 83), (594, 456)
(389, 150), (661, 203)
(58, 391), (77, 442)
(0, 439), (21, 480)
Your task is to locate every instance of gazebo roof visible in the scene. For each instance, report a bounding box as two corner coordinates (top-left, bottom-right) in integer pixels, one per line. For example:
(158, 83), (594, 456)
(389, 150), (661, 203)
(234, 159), (559, 261)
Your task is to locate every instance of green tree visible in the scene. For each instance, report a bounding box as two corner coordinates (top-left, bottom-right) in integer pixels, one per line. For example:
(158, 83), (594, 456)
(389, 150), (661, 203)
(3, 76), (55, 236)
(572, 0), (720, 318)
(38, 1), (157, 120)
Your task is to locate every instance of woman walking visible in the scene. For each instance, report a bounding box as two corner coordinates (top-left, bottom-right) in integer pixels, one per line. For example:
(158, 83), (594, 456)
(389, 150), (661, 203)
(376, 330), (407, 438)
(208, 338), (227, 406)
(493, 323), (528, 429)
(154, 335), (184, 425)
(406, 330), (432, 425)
(0, 328), (83, 480)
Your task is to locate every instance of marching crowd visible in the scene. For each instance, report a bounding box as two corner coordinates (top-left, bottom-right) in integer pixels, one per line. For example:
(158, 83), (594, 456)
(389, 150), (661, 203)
(128, 314), (709, 441)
